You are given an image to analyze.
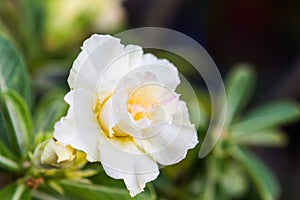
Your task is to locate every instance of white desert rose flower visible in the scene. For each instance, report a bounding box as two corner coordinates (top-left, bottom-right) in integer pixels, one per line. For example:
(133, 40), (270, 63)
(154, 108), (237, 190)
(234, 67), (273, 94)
(54, 34), (198, 196)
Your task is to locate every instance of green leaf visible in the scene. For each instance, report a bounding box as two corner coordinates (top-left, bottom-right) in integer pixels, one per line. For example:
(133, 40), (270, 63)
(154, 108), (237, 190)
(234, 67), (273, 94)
(231, 130), (287, 147)
(32, 190), (58, 200)
(48, 181), (64, 195)
(0, 183), (31, 200)
(0, 139), (18, 161)
(231, 147), (280, 200)
(33, 90), (68, 133)
(59, 180), (154, 200)
(0, 154), (21, 172)
(0, 137), (20, 172)
(231, 101), (300, 134)
(0, 90), (33, 156)
(0, 34), (31, 147)
(225, 64), (256, 126)
(0, 34), (31, 102)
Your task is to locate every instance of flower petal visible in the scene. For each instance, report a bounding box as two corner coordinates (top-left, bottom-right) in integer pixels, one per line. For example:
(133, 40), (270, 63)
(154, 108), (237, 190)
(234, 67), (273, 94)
(140, 53), (180, 90)
(110, 90), (145, 136)
(110, 69), (180, 137)
(99, 96), (119, 137)
(69, 34), (143, 96)
(54, 89), (101, 162)
(134, 101), (198, 165)
(53, 108), (84, 154)
(54, 92), (86, 156)
(95, 44), (144, 103)
(68, 50), (99, 91)
(98, 134), (159, 197)
(69, 34), (123, 91)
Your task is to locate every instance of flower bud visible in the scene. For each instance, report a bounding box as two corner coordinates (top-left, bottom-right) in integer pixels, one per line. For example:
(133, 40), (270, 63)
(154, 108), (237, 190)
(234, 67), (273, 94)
(34, 138), (76, 169)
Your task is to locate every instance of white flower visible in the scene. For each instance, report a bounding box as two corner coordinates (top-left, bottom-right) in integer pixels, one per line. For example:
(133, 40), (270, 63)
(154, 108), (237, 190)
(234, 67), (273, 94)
(54, 34), (198, 196)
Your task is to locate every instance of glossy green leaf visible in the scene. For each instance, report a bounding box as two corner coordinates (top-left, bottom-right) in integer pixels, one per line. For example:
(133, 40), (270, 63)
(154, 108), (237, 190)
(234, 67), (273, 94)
(0, 90), (33, 156)
(59, 180), (154, 200)
(0, 128), (20, 172)
(0, 34), (31, 157)
(231, 147), (280, 200)
(231, 101), (300, 134)
(0, 0), (43, 69)
(231, 130), (287, 147)
(0, 154), (20, 172)
(0, 183), (31, 200)
(0, 34), (31, 102)
(0, 34), (31, 147)
(225, 64), (256, 126)
(33, 90), (68, 133)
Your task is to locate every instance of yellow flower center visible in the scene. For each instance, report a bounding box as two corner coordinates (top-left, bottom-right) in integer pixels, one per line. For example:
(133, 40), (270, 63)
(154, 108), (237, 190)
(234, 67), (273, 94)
(127, 85), (159, 121)
(94, 84), (166, 141)
(94, 95), (133, 140)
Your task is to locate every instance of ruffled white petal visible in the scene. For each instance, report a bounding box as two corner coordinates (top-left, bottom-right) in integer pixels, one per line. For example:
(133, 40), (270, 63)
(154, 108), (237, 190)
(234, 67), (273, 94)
(110, 69), (180, 137)
(110, 90), (145, 137)
(140, 53), (180, 90)
(69, 34), (122, 91)
(54, 92), (86, 157)
(54, 89), (101, 162)
(82, 34), (122, 56)
(68, 35), (143, 96)
(134, 101), (198, 165)
(68, 50), (99, 91)
(95, 44), (144, 103)
(53, 108), (84, 154)
(124, 44), (143, 68)
(99, 96), (128, 137)
(98, 133), (159, 197)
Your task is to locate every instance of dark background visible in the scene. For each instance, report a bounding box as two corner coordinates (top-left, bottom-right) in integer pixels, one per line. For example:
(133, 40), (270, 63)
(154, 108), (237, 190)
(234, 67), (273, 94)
(124, 0), (300, 199)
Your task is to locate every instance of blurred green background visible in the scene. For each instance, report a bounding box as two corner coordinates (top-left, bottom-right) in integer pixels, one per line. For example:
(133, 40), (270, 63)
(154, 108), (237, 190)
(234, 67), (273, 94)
(0, 0), (300, 199)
